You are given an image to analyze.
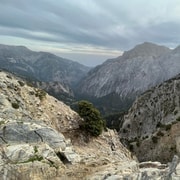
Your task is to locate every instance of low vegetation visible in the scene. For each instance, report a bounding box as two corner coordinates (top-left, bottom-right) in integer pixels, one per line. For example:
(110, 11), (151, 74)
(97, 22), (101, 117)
(35, 89), (47, 101)
(78, 100), (105, 137)
(22, 155), (43, 163)
(18, 80), (25, 87)
(11, 102), (19, 109)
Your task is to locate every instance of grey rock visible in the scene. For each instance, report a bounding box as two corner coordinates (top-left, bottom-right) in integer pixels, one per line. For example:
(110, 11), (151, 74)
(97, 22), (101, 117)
(4, 144), (34, 163)
(120, 74), (180, 162)
(61, 146), (81, 163)
(0, 121), (66, 151)
(165, 155), (179, 180)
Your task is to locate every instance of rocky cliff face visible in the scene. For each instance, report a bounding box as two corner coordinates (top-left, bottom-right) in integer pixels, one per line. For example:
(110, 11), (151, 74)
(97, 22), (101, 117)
(78, 42), (172, 98)
(77, 42), (180, 114)
(0, 70), (179, 179)
(120, 74), (180, 163)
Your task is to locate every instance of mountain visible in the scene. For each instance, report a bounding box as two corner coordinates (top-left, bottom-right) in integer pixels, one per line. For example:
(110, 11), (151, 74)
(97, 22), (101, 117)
(0, 44), (90, 102)
(77, 42), (180, 115)
(119, 74), (180, 163)
(0, 70), (179, 179)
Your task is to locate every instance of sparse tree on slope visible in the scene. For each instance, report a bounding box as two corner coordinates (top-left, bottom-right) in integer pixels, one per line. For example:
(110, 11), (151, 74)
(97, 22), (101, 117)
(78, 100), (105, 137)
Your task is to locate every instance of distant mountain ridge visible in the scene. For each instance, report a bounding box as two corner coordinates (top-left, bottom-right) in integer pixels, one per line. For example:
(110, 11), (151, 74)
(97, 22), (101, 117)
(0, 44), (90, 86)
(0, 44), (91, 104)
(77, 42), (180, 114)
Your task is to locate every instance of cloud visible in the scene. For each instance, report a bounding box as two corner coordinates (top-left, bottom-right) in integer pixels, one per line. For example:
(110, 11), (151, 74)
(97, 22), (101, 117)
(0, 0), (180, 65)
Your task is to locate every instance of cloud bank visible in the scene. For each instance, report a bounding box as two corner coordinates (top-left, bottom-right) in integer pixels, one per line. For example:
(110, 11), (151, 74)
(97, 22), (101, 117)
(0, 0), (180, 65)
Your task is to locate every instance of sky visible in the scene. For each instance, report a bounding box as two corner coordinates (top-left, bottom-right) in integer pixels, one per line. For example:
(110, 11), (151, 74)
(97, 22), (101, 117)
(0, 0), (180, 66)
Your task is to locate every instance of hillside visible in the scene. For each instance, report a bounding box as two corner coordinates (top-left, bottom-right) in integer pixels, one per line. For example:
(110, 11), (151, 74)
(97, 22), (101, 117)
(0, 70), (179, 179)
(0, 71), (180, 180)
(119, 74), (180, 163)
(0, 70), (131, 179)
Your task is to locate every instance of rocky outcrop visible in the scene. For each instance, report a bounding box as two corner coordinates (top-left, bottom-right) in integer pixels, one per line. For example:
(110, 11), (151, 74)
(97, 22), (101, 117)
(0, 70), (137, 179)
(120, 74), (180, 163)
(0, 70), (81, 179)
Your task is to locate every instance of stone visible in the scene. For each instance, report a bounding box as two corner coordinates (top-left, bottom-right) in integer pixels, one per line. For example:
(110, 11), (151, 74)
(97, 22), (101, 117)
(5, 144), (34, 163)
(61, 146), (81, 163)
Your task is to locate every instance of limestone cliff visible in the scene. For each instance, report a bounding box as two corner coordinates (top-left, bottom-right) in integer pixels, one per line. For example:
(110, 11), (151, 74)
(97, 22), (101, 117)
(120, 74), (180, 163)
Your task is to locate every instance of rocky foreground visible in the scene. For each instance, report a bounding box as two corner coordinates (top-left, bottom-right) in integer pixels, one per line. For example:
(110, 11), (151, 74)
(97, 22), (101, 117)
(0, 70), (180, 179)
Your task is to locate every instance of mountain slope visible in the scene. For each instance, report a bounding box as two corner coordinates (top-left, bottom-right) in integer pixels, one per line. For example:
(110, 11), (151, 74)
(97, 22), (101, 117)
(77, 42), (180, 114)
(119, 74), (180, 163)
(0, 70), (179, 179)
(0, 44), (90, 88)
(78, 42), (171, 97)
(0, 70), (135, 179)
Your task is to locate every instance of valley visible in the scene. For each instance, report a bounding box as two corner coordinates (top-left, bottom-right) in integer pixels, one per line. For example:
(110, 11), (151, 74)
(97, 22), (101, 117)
(0, 43), (180, 179)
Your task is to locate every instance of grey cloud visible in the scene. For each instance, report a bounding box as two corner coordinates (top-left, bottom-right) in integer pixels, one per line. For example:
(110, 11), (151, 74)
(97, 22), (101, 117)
(0, 0), (180, 52)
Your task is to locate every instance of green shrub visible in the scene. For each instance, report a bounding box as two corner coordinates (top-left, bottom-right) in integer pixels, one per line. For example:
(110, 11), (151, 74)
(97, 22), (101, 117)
(12, 102), (19, 109)
(0, 121), (5, 125)
(136, 141), (140, 147)
(176, 116), (180, 121)
(35, 89), (47, 101)
(157, 131), (164, 137)
(129, 144), (134, 151)
(78, 100), (105, 137)
(152, 136), (158, 143)
(156, 122), (164, 128)
(18, 81), (25, 87)
(174, 110), (178, 115)
(34, 146), (38, 153)
(165, 124), (172, 131)
(22, 155), (43, 163)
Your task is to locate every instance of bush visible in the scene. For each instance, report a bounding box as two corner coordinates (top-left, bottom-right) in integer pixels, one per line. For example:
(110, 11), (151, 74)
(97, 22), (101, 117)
(18, 81), (25, 87)
(176, 116), (180, 121)
(78, 100), (105, 137)
(152, 136), (158, 143)
(157, 130), (164, 137)
(165, 124), (172, 131)
(35, 89), (47, 101)
(12, 102), (19, 109)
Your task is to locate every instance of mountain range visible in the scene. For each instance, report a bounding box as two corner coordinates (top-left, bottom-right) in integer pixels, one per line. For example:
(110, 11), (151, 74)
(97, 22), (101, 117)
(77, 42), (180, 115)
(0, 44), (90, 103)
(1, 42), (180, 117)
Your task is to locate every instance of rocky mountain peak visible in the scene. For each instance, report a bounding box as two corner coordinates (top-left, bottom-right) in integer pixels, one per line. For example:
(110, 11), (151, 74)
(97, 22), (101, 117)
(123, 42), (171, 59)
(77, 42), (180, 114)
(173, 45), (180, 54)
